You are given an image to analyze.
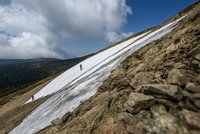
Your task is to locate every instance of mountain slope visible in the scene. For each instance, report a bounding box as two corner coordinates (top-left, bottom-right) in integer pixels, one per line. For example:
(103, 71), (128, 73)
(34, 2), (200, 134)
(9, 3), (198, 134)
(1, 2), (200, 134)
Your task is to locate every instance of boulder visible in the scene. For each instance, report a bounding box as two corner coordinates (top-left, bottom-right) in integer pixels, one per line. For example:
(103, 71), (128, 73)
(124, 92), (155, 114)
(136, 84), (183, 101)
(180, 109), (200, 129)
(143, 115), (188, 134)
(167, 69), (189, 86)
(150, 105), (168, 117)
(185, 82), (200, 93)
(130, 72), (154, 88)
(195, 54), (200, 61)
(118, 111), (151, 134)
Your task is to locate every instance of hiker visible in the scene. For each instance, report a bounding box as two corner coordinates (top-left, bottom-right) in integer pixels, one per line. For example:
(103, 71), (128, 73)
(32, 95), (34, 101)
(80, 64), (83, 71)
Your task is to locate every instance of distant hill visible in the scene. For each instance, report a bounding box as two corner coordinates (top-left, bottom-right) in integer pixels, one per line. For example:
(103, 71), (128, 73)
(0, 55), (92, 98)
(0, 58), (58, 65)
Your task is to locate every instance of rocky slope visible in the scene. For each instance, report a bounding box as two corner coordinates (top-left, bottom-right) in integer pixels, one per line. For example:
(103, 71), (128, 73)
(38, 2), (200, 134)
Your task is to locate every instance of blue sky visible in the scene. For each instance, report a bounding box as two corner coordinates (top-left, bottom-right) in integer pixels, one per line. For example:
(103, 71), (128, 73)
(0, 0), (198, 59)
(126, 0), (197, 33)
(66, 0), (198, 56)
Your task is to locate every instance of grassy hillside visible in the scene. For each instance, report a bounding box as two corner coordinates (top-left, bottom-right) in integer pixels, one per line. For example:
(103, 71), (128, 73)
(0, 55), (92, 98)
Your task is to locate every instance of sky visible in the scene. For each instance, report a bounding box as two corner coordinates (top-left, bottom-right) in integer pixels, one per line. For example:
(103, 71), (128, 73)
(0, 0), (198, 59)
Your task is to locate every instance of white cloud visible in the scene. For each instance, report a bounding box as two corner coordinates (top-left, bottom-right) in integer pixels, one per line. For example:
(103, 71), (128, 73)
(105, 31), (133, 42)
(0, 32), (61, 59)
(0, 0), (132, 59)
(0, 4), (47, 37)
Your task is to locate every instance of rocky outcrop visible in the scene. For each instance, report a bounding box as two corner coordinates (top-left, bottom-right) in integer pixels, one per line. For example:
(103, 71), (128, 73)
(136, 84), (183, 101)
(124, 92), (155, 113)
(38, 3), (200, 134)
(167, 69), (190, 86)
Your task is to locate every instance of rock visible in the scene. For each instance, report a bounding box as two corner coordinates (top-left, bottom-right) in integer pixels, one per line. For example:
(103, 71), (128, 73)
(137, 110), (152, 119)
(179, 98), (199, 112)
(193, 99), (200, 109)
(96, 118), (127, 134)
(110, 78), (130, 91)
(182, 90), (192, 97)
(127, 125), (136, 134)
(51, 118), (63, 129)
(167, 69), (189, 86)
(117, 77), (130, 89)
(189, 93), (200, 109)
(153, 71), (166, 84)
(165, 44), (179, 53)
(189, 93), (200, 99)
(124, 92), (155, 114)
(151, 105), (167, 117)
(185, 82), (200, 93)
(130, 72), (154, 88)
(127, 63), (145, 77)
(62, 112), (71, 122)
(195, 54), (200, 61)
(180, 109), (200, 129)
(136, 84), (183, 101)
(119, 111), (151, 134)
(164, 61), (175, 67)
(117, 112), (134, 124)
(143, 115), (188, 134)
(92, 91), (111, 106)
(173, 62), (186, 69)
(192, 60), (199, 65)
(51, 126), (59, 134)
(192, 60), (200, 68)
